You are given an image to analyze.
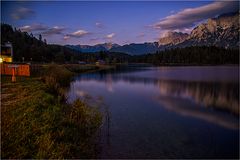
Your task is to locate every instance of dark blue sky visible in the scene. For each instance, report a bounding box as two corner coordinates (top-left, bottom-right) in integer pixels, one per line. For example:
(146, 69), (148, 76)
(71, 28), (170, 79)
(1, 1), (238, 45)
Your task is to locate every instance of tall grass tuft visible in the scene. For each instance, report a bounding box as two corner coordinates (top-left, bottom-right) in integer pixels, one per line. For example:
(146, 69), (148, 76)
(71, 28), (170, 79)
(42, 64), (74, 101)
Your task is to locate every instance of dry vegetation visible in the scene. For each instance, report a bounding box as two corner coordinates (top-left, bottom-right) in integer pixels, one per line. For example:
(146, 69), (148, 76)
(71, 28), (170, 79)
(1, 65), (103, 158)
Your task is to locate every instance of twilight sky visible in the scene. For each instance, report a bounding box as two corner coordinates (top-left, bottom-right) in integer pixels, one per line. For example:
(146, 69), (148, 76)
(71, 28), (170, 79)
(1, 1), (238, 45)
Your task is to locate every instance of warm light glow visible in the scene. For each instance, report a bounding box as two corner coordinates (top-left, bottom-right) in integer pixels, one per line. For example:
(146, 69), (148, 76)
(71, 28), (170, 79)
(0, 57), (3, 63)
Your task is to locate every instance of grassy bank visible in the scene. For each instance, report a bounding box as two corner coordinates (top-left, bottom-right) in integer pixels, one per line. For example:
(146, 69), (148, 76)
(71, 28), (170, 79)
(64, 64), (116, 73)
(1, 64), (108, 158)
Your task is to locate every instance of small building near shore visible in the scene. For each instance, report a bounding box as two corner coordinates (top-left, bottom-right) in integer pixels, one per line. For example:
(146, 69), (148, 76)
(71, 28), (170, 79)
(78, 61), (86, 65)
(96, 60), (105, 65)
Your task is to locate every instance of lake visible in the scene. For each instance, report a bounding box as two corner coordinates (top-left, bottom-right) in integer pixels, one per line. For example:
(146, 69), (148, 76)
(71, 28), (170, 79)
(67, 65), (239, 159)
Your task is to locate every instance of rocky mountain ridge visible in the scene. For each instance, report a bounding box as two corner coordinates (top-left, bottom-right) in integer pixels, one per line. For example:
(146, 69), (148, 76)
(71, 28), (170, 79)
(187, 12), (239, 48)
(158, 32), (189, 45)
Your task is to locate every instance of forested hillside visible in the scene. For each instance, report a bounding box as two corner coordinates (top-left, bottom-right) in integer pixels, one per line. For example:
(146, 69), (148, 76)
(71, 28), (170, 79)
(130, 46), (239, 65)
(1, 23), (129, 63)
(1, 23), (82, 63)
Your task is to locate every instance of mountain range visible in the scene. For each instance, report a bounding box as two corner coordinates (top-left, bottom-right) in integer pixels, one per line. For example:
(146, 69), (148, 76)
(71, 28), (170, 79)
(66, 12), (239, 55)
(66, 43), (120, 53)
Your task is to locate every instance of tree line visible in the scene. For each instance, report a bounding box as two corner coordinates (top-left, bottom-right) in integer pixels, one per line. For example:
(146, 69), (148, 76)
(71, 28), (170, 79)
(1, 23), (239, 65)
(130, 46), (239, 65)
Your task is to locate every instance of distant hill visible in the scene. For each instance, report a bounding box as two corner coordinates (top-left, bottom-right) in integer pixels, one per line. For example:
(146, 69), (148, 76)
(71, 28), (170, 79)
(66, 42), (159, 55)
(109, 42), (159, 55)
(66, 43), (120, 53)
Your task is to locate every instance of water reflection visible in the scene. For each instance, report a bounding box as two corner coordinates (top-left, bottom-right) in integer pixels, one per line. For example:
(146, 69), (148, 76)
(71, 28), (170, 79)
(67, 66), (239, 158)
(156, 80), (239, 116)
(156, 96), (238, 130)
(73, 71), (239, 117)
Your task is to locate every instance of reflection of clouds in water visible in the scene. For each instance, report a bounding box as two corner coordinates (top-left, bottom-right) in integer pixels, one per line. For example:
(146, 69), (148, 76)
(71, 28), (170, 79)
(156, 96), (239, 130)
(76, 90), (87, 97)
(68, 80), (107, 109)
(106, 74), (114, 93)
(67, 81), (91, 103)
(107, 85), (114, 92)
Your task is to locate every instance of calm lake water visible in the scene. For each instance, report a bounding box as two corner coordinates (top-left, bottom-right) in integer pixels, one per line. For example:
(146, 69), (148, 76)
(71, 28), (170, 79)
(67, 65), (239, 159)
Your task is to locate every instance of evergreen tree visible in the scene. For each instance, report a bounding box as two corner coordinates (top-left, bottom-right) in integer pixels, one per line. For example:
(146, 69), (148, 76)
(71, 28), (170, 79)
(39, 34), (42, 41)
(44, 39), (47, 44)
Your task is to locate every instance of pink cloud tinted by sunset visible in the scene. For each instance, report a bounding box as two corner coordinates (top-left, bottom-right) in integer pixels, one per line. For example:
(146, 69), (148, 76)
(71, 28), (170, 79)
(153, 1), (238, 30)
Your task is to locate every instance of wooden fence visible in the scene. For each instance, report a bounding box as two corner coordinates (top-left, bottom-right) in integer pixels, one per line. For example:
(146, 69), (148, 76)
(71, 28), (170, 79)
(0, 63), (30, 76)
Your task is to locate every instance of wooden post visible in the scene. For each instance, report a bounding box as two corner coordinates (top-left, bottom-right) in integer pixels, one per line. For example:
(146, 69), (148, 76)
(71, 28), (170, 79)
(12, 67), (16, 82)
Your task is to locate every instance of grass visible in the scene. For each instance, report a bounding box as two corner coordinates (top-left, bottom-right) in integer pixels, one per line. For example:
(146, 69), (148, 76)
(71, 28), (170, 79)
(42, 64), (74, 97)
(1, 64), (104, 158)
(64, 64), (115, 73)
(64, 64), (99, 73)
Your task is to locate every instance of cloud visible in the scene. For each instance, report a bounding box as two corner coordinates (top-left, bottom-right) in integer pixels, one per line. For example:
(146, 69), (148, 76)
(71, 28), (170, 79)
(137, 33), (145, 38)
(11, 7), (35, 20)
(106, 33), (115, 39)
(19, 24), (48, 32)
(64, 29), (89, 40)
(153, 1), (239, 30)
(19, 25), (31, 32)
(67, 30), (89, 38)
(173, 27), (194, 34)
(90, 37), (100, 41)
(42, 26), (65, 35)
(19, 24), (66, 36)
(64, 35), (70, 40)
(95, 22), (103, 28)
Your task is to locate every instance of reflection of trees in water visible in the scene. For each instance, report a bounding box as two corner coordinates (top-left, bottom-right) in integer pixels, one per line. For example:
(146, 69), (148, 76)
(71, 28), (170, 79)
(156, 96), (239, 130)
(156, 80), (239, 116)
(154, 81), (239, 130)
(106, 74), (114, 92)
